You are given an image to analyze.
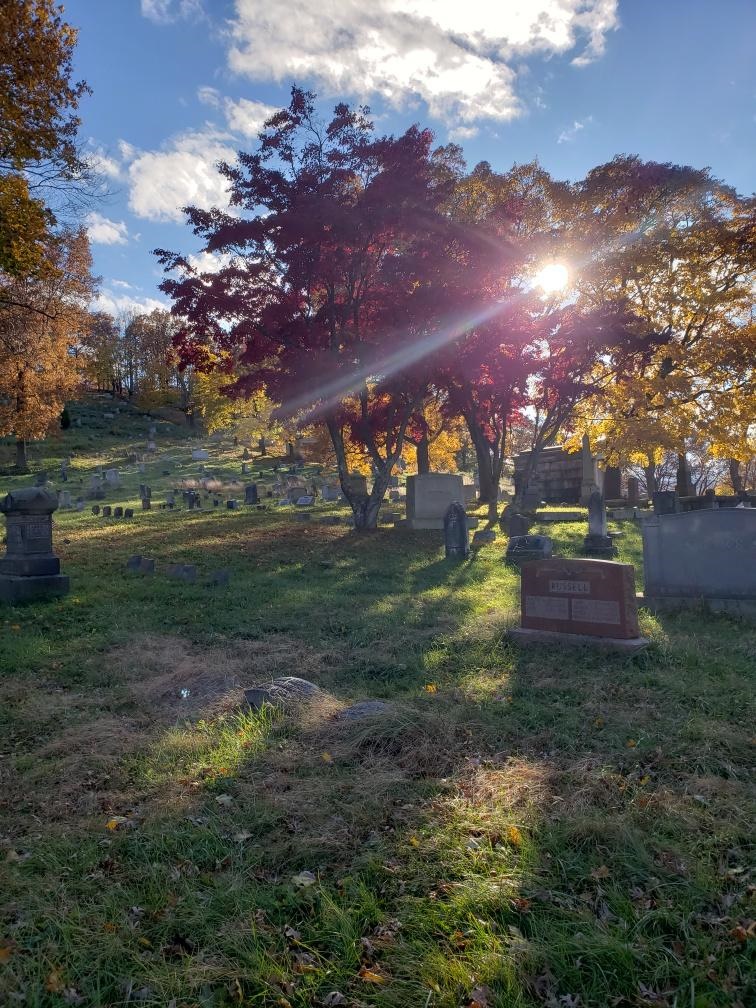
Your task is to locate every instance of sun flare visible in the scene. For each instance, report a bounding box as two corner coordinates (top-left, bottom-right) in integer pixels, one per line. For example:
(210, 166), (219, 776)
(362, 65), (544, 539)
(534, 262), (569, 293)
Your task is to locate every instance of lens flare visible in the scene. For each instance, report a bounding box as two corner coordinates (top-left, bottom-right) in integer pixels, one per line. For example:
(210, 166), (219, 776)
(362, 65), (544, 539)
(534, 263), (569, 293)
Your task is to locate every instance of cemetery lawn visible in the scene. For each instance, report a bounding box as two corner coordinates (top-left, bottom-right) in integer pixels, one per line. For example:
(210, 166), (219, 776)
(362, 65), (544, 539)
(1, 413), (754, 1008)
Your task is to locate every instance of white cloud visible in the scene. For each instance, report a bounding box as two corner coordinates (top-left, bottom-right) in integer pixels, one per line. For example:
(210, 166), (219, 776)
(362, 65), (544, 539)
(85, 212), (130, 245)
(111, 279), (133, 289)
(198, 85), (221, 107)
(93, 289), (167, 318)
(222, 97), (276, 137)
(227, 0), (618, 126)
(557, 115), (594, 143)
(141, 0), (203, 23)
(126, 128), (237, 223)
(89, 145), (122, 180)
(186, 250), (232, 273)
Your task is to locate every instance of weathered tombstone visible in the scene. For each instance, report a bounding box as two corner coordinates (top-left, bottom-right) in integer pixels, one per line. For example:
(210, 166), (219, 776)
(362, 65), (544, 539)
(91, 504), (101, 515)
(113, 506), (123, 518)
(286, 485), (308, 503)
(146, 441), (157, 452)
(444, 502), (469, 560)
(58, 490), (73, 509)
(346, 473), (368, 496)
(139, 557), (155, 574)
(124, 508), (134, 518)
(227, 499), (238, 510)
(102, 505), (112, 517)
(104, 469), (120, 488)
(126, 554), (142, 571)
(149, 424), (157, 437)
(207, 568), (230, 587)
(242, 448), (250, 460)
(141, 497), (151, 511)
(402, 473), (467, 530)
(0, 488), (70, 602)
(642, 509), (756, 616)
(241, 462), (249, 475)
(582, 491), (616, 557)
(137, 462), (146, 474)
(653, 490), (679, 515)
(191, 449), (209, 461)
(213, 498), (220, 507)
(472, 528), (496, 546)
(510, 557), (647, 650)
(603, 466), (622, 500)
(75, 500), (85, 512)
(505, 534), (553, 565)
(676, 454), (693, 497)
(579, 433), (601, 505)
(500, 506), (533, 537)
(295, 495), (315, 507)
(244, 484), (259, 505)
(627, 477), (640, 505)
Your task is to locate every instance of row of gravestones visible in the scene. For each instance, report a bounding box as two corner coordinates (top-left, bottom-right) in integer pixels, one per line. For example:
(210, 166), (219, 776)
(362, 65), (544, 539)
(125, 555), (230, 586)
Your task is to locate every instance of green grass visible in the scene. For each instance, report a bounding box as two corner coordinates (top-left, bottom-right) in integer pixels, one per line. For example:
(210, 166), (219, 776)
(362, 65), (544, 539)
(1, 402), (754, 1007)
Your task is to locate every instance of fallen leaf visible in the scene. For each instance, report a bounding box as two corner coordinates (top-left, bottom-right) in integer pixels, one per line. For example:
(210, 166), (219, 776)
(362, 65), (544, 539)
(591, 865), (610, 880)
(423, 683), (438, 694)
(467, 985), (493, 1008)
(291, 870), (316, 888)
(45, 969), (65, 993)
(293, 951), (318, 974)
(358, 965), (388, 984)
(409, 835), (420, 848)
(105, 816), (129, 831)
(626, 739), (637, 748)
(283, 924), (301, 941)
(321, 751), (333, 763)
(507, 826), (523, 848)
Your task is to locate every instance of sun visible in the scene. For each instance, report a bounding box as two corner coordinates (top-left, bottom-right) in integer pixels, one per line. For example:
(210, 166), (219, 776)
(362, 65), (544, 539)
(534, 262), (569, 293)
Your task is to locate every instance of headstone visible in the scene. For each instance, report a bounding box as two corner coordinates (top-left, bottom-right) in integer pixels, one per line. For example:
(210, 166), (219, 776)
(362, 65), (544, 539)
(102, 505), (112, 517)
(653, 490), (679, 515)
(227, 499), (238, 510)
(75, 500), (85, 512)
(149, 425), (157, 437)
(139, 557), (155, 574)
(147, 441), (157, 452)
(124, 508), (134, 518)
(676, 454), (693, 497)
(443, 502), (469, 560)
(241, 462), (249, 475)
(126, 555), (142, 571)
(603, 466), (622, 500)
(207, 568), (230, 587)
(191, 449), (209, 462)
(510, 557), (647, 650)
(58, 490), (73, 509)
(627, 477), (640, 505)
(104, 469), (120, 488)
(167, 563), (196, 582)
(642, 509), (756, 616)
(141, 498), (151, 511)
(113, 506), (123, 518)
(242, 448), (250, 460)
(402, 473), (468, 531)
(321, 484), (343, 502)
(295, 495), (315, 506)
(579, 434), (601, 505)
(137, 462), (146, 474)
(91, 504), (100, 515)
(582, 491), (616, 557)
(244, 484), (259, 505)
(505, 534), (553, 565)
(286, 485), (308, 503)
(0, 488), (70, 602)
(294, 512), (312, 522)
(472, 529), (497, 546)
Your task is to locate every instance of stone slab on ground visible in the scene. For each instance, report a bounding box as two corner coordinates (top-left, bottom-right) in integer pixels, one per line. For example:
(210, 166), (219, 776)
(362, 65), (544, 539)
(509, 626), (649, 653)
(0, 573), (69, 603)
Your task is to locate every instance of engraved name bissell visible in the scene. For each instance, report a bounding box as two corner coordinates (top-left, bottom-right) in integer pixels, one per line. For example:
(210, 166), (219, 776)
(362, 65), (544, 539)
(549, 579), (590, 595)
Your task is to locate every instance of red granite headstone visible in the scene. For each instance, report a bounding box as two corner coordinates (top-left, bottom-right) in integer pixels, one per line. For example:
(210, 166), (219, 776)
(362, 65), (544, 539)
(520, 558), (640, 639)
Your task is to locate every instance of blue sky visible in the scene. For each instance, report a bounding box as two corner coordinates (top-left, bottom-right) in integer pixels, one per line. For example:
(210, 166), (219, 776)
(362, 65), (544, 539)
(64, 0), (756, 319)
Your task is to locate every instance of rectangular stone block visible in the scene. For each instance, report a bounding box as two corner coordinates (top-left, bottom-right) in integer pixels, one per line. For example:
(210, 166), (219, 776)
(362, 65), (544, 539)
(520, 557), (640, 639)
(0, 574), (69, 602)
(406, 473), (464, 526)
(642, 509), (756, 604)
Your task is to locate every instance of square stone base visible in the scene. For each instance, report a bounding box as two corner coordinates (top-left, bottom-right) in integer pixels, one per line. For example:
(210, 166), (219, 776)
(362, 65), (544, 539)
(640, 593), (756, 619)
(0, 574), (70, 603)
(509, 626), (649, 653)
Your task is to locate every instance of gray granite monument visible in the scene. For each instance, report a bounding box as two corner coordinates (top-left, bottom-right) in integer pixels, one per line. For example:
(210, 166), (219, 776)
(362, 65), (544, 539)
(0, 488), (69, 602)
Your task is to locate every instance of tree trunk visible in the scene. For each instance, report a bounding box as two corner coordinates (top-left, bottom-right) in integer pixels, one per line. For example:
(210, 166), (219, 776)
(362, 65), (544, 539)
(644, 464), (657, 497)
(729, 458), (743, 494)
(465, 419), (494, 505)
(416, 436), (430, 475)
(15, 439), (28, 472)
(327, 415), (391, 531)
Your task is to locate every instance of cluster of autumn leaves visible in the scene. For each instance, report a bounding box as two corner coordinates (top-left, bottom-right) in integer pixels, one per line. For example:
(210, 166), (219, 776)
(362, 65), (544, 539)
(159, 89), (755, 523)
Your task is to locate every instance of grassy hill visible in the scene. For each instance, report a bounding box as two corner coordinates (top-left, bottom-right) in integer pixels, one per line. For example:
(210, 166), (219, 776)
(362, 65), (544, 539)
(0, 399), (753, 1008)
